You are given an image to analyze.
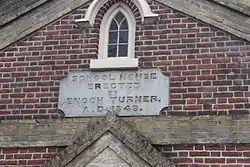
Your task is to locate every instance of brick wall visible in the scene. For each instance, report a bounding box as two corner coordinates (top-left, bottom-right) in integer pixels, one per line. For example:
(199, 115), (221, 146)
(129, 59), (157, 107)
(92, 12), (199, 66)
(0, 1), (249, 120)
(0, 1), (249, 118)
(0, 147), (64, 166)
(2, 145), (250, 167)
(156, 144), (250, 167)
(0, 0), (250, 166)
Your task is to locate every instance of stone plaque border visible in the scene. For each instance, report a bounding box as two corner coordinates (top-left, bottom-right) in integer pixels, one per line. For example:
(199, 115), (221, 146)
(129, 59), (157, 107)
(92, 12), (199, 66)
(58, 68), (170, 117)
(45, 111), (175, 167)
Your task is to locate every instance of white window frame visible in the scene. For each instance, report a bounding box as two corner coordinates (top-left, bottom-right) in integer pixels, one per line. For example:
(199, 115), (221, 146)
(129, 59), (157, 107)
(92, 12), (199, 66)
(90, 3), (138, 69)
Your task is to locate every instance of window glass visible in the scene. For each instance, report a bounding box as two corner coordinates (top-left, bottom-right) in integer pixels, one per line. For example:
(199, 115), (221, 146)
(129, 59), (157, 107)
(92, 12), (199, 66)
(118, 44), (128, 57)
(108, 45), (117, 57)
(110, 20), (118, 30)
(120, 19), (128, 30)
(115, 12), (125, 23)
(108, 11), (128, 58)
(109, 31), (118, 43)
(119, 31), (128, 43)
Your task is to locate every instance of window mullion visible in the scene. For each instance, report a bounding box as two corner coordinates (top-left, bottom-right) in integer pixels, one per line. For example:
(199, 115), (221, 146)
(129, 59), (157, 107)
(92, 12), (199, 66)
(117, 24), (120, 57)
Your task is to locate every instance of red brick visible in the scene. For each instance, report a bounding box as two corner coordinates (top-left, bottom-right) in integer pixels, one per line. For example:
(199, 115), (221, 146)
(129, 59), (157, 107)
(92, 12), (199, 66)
(41, 153), (57, 158)
(211, 152), (220, 157)
(27, 159), (46, 165)
(179, 152), (188, 157)
(2, 148), (18, 154)
(173, 145), (194, 150)
(14, 154), (32, 159)
(213, 93), (233, 98)
(183, 82), (202, 87)
(214, 104), (234, 110)
(0, 160), (18, 165)
(194, 158), (204, 163)
(190, 152), (210, 156)
(226, 158), (236, 163)
(183, 105), (202, 110)
(28, 147), (47, 153)
(205, 145), (225, 150)
(236, 145), (250, 151)
(229, 98), (248, 103)
(222, 152), (242, 157)
(205, 158), (225, 163)
(237, 158), (250, 163)
(183, 93), (201, 98)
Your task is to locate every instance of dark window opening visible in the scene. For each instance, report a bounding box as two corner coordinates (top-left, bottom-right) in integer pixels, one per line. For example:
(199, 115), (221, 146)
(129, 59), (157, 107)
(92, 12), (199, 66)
(108, 11), (128, 57)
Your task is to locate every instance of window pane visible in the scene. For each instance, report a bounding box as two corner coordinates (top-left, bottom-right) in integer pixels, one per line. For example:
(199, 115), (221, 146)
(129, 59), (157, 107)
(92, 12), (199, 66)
(118, 44), (128, 57)
(109, 32), (118, 44)
(115, 12), (125, 24)
(107, 11), (129, 58)
(120, 19), (128, 30)
(110, 20), (118, 30)
(108, 45), (117, 57)
(119, 31), (128, 43)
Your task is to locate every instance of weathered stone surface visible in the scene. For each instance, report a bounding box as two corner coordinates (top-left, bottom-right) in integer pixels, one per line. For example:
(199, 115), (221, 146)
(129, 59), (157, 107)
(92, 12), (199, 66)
(0, 0), (49, 26)
(156, 0), (250, 41)
(1, 115), (250, 148)
(45, 112), (173, 167)
(0, 0), (89, 50)
(86, 147), (130, 167)
(212, 0), (250, 16)
(58, 69), (169, 117)
(65, 133), (151, 167)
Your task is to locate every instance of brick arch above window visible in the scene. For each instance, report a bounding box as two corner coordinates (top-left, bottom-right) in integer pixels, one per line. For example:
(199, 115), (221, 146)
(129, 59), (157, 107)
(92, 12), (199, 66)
(75, 0), (158, 27)
(90, 3), (138, 69)
(94, 0), (142, 26)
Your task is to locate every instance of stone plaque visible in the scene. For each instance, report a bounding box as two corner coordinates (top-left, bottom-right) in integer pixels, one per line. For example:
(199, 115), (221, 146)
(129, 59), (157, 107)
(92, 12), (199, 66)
(58, 69), (169, 117)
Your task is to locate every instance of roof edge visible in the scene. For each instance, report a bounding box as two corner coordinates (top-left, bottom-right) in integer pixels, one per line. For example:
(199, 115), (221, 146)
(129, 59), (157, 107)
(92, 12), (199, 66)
(0, 0), (89, 51)
(0, 0), (50, 27)
(211, 0), (250, 16)
(156, 0), (250, 41)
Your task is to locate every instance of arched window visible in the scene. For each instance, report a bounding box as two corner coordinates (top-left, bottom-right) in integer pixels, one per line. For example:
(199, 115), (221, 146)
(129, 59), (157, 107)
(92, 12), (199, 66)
(90, 3), (138, 69)
(108, 11), (128, 58)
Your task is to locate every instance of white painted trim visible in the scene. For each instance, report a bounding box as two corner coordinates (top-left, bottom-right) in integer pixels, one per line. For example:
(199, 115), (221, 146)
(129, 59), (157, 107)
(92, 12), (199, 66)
(90, 3), (138, 70)
(75, 0), (158, 26)
(90, 58), (138, 69)
(99, 3), (135, 59)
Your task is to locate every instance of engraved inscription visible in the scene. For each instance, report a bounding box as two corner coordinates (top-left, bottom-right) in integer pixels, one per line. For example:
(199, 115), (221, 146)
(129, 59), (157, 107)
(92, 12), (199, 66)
(110, 118), (165, 164)
(58, 69), (169, 117)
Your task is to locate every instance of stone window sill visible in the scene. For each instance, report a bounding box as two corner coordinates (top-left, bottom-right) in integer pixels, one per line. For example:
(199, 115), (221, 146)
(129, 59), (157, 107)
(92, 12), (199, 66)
(90, 58), (138, 69)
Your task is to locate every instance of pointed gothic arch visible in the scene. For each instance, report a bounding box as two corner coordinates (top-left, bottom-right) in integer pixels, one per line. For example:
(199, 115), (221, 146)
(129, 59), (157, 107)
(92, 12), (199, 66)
(45, 112), (175, 167)
(75, 0), (158, 27)
(99, 3), (135, 59)
(90, 3), (138, 69)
